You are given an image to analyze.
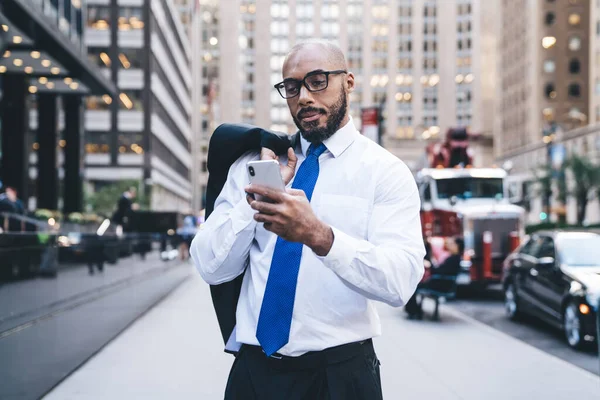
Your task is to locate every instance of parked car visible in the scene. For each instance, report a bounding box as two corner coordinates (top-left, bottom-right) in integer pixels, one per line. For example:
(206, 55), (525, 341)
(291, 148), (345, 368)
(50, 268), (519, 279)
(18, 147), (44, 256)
(502, 230), (599, 349)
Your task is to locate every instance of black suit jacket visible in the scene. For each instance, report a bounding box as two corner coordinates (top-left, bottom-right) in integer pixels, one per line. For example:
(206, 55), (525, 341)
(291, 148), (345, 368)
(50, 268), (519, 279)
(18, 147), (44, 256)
(205, 123), (299, 350)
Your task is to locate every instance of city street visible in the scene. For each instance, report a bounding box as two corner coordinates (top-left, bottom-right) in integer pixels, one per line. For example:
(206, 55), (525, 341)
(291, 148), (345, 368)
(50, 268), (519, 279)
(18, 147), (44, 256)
(0, 253), (189, 400)
(45, 269), (599, 400)
(450, 286), (600, 376)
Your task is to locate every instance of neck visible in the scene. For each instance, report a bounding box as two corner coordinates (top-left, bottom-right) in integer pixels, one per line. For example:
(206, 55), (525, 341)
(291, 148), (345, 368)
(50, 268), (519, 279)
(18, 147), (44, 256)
(339, 113), (350, 129)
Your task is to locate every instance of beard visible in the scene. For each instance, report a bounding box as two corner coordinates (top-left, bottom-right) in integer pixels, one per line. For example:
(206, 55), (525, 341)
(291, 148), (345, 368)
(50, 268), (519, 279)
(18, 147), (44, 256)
(292, 88), (348, 144)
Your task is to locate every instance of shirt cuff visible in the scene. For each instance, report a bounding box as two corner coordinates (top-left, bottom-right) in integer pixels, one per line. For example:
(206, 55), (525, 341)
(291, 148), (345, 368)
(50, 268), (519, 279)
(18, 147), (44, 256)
(315, 226), (358, 276)
(230, 197), (257, 234)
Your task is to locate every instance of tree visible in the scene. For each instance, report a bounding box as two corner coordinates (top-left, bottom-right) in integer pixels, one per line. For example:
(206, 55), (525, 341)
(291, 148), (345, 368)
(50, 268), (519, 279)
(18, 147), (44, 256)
(532, 162), (568, 224)
(85, 180), (150, 217)
(565, 155), (599, 225)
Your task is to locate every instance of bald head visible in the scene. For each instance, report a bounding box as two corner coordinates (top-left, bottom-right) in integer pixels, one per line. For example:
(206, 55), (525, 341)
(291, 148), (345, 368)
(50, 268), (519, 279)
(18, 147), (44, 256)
(279, 39), (355, 144)
(284, 40), (347, 72)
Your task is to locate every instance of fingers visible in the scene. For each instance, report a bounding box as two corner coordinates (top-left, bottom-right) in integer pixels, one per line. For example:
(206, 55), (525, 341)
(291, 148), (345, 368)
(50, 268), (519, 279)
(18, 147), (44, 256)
(253, 212), (279, 225)
(245, 184), (285, 203)
(287, 147), (298, 169)
(250, 199), (279, 215)
(286, 188), (307, 198)
(260, 148), (277, 160)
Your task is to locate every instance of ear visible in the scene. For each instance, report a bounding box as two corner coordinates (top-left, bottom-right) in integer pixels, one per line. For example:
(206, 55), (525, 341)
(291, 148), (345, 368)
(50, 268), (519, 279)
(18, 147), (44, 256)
(346, 72), (355, 93)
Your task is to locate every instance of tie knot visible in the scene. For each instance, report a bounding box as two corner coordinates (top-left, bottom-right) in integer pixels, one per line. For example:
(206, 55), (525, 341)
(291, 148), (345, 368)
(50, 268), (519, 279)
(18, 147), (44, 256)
(308, 143), (327, 158)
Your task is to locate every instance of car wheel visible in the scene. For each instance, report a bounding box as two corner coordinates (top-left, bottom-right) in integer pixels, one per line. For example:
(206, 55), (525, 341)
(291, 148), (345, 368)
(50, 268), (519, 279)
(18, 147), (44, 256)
(563, 302), (583, 349)
(505, 283), (521, 320)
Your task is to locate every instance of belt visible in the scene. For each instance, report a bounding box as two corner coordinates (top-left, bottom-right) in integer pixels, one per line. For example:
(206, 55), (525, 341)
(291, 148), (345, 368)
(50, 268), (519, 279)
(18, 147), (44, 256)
(241, 339), (374, 370)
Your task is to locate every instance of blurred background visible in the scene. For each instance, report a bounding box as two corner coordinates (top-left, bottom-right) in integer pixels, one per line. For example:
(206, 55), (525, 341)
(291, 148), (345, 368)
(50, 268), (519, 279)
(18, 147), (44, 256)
(0, 1), (599, 399)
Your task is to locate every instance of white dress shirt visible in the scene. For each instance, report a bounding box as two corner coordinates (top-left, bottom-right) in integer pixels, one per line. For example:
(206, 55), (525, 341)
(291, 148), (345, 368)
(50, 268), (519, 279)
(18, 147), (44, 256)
(191, 119), (425, 356)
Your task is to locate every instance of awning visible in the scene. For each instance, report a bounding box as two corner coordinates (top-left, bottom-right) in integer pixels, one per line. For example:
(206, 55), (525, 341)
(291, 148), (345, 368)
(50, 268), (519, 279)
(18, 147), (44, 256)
(1, 1), (117, 97)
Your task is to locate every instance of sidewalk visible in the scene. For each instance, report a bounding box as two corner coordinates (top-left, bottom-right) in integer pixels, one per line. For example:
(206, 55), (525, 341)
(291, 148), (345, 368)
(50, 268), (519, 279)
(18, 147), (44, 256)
(45, 270), (599, 400)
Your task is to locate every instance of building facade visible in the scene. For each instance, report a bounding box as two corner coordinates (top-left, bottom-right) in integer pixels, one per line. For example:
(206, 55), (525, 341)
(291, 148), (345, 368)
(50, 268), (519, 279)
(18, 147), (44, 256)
(496, 0), (592, 223)
(199, 0), (496, 171)
(1, 0), (117, 213)
(83, 0), (192, 211)
(591, 0), (600, 124)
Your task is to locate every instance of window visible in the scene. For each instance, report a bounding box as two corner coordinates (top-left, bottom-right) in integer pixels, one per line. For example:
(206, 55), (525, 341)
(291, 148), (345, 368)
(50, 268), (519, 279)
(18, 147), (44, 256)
(568, 83), (581, 98)
(86, 95), (112, 110)
(436, 178), (503, 199)
(85, 132), (110, 154)
(87, 47), (111, 68)
(569, 59), (581, 74)
(118, 133), (144, 154)
(568, 36), (582, 51)
(545, 12), (555, 26)
(118, 49), (143, 69)
(543, 60), (556, 73)
(519, 237), (535, 256)
(87, 6), (110, 29)
(119, 7), (144, 30)
(423, 183), (431, 201)
(568, 13), (581, 26)
(544, 83), (556, 99)
(119, 91), (143, 110)
(535, 238), (555, 259)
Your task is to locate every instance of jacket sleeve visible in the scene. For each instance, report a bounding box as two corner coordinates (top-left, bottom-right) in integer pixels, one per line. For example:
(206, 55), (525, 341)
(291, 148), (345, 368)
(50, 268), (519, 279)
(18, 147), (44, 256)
(190, 152), (259, 284)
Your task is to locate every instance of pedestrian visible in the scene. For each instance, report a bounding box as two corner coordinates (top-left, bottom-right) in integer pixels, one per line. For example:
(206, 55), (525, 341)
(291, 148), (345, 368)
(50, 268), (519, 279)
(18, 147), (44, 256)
(405, 237), (463, 319)
(191, 39), (425, 400)
(111, 186), (137, 231)
(0, 186), (25, 231)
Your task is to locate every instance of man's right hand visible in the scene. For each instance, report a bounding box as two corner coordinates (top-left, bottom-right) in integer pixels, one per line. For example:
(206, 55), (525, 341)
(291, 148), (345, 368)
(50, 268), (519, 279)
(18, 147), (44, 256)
(260, 147), (298, 186)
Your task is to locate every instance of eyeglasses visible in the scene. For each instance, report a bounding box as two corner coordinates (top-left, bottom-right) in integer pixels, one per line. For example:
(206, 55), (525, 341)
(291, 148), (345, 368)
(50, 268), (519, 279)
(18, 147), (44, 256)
(274, 70), (347, 99)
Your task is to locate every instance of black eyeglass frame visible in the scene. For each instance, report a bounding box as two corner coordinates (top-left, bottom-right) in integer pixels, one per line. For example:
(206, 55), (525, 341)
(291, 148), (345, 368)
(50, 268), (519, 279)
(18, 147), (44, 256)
(274, 69), (348, 99)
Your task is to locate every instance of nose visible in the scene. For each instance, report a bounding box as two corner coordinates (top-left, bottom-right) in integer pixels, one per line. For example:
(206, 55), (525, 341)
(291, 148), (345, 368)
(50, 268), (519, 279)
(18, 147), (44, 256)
(297, 83), (314, 107)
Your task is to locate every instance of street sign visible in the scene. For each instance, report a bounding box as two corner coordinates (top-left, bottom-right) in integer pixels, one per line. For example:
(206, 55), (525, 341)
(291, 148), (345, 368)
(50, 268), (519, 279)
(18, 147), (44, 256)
(360, 107), (379, 144)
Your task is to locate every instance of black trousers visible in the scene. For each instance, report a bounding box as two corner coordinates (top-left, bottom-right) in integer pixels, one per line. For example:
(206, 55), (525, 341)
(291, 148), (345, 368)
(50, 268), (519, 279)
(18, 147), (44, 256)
(224, 340), (383, 400)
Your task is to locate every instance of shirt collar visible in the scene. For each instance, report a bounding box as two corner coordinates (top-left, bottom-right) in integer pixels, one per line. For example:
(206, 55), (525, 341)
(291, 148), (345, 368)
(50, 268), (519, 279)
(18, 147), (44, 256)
(299, 117), (359, 158)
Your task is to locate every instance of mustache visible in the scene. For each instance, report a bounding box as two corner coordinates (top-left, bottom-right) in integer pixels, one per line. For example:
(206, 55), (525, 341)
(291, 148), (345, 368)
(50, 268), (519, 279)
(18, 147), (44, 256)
(297, 107), (326, 119)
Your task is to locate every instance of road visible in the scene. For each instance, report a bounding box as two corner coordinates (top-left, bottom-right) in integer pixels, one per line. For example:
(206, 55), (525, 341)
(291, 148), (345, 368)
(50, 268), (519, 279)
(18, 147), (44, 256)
(449, 286), (599, 376)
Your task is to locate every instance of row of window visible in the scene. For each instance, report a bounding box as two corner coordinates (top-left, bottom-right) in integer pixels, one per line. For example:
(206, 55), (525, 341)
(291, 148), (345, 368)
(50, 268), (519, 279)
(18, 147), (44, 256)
(544, 83), (582, 99)
(85, 132), (144, 155)
(542, 59), (581, 74)
(88, 47), (143, 69)
(86, 91), (143, 111)
(87, 6), (143, 30)
(544, 11), (582, 27)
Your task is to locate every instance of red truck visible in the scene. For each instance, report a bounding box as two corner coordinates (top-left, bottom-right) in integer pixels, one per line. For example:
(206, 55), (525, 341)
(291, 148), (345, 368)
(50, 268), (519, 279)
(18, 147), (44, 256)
(416, 128), (525, 288)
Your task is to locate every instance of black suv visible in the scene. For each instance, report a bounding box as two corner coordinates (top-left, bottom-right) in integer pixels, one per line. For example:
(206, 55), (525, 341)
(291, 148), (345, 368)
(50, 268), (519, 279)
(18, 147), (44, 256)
(502, 230), (599, 349)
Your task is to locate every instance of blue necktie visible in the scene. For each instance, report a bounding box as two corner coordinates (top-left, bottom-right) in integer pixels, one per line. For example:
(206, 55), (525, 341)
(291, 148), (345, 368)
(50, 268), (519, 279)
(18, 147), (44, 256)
(256, 142), (327, 356)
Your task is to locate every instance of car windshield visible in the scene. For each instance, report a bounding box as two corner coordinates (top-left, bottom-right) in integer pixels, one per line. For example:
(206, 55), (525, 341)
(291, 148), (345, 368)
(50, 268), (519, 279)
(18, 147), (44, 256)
(435, 177), (503, 200)
(558, 234), (600, 266)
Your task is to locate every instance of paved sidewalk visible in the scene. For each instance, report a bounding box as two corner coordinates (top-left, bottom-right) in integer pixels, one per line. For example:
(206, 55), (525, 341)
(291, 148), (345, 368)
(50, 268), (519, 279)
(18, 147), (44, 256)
(45, 270), (600, 400)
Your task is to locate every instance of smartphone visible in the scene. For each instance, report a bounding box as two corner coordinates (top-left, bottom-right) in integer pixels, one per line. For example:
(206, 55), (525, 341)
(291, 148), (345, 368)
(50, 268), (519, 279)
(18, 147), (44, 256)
(247, 160), (286, 202)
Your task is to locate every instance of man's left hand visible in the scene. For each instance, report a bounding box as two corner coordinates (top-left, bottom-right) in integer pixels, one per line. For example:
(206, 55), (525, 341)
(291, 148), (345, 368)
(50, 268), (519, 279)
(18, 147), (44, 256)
(245, 184), (333, 256)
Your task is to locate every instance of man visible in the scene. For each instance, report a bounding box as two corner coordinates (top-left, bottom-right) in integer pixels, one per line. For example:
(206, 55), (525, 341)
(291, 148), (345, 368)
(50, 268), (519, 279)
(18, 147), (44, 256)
(191, 40), (425, 400)
(0, 187), (25, 231)
(405, 237), (464, 319)
(0, 187), (24, 214)
(112, 186), (136, 229)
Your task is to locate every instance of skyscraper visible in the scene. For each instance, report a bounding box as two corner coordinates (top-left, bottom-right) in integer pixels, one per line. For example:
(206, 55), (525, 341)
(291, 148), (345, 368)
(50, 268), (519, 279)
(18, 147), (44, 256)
(203, 0), (496, 171)
(496, 0), (590, 163)
(84, 0), (193, 211)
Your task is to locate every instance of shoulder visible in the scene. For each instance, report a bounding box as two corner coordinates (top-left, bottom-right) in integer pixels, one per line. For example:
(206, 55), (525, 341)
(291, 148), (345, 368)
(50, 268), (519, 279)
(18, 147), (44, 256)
(353, 135), (414, 182)
(225, 151), (260, 184)
(230, 151), (260, 171)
